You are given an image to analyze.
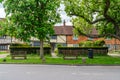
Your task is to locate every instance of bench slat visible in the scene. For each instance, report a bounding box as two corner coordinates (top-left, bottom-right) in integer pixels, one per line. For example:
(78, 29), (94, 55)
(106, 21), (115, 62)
(11, 51), (27, 59)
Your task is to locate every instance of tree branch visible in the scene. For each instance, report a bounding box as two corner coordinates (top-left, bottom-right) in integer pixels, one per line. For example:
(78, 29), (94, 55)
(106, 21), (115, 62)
(77, 28), (120, 40)
(103, 0), (120, 34)
(104, 0), (115, 23)
(98, 33), (120, 40)
(69, 4), (106, 24)
(70, 12), (106, 24)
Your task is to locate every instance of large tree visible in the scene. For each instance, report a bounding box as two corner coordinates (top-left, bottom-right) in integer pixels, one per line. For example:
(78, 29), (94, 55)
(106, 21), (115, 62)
(64, 0), (120, 40)
(2, 0), (61, 61)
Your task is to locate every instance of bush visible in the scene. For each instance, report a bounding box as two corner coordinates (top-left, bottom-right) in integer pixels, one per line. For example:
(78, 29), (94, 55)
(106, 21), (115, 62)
(44, 43), (50, 47)
(10, 46), (51, 55)
(94, 40), (105, 46)
(58, 47), (108, 56)
(79, 41), (94, 47)
(57, 44), (62, 47)
(79, 40), (105, 47)
(10, 43), (30, 46)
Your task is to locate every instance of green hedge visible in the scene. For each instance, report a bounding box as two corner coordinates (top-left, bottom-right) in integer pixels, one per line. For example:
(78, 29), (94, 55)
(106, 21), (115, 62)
(58, 47), (108, 56)
(10, 46), (51, 55)
(10, 43), (30, 46)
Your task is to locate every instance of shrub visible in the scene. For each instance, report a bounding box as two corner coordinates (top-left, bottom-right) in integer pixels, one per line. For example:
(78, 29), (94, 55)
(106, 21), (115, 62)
(94, 40), (105, 46)
(79, 40), (105, 47)
(79, 41), (94, 47)
(58, 47), (108, 56)
(10, 43), (30, 46)
(10, 46), (51, 55)
(57, 44), (62, 47)
(44, 43), (50, 47)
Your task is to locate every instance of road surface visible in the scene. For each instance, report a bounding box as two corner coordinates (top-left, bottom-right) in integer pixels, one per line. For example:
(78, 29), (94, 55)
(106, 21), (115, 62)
(0, 64), (120, 80)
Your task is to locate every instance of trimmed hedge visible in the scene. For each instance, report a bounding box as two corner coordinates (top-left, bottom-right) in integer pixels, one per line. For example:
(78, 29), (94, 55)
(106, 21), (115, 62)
(58, 47), (108, 56)
(10, 46), (51, 55)
(10, 43), (30, 46)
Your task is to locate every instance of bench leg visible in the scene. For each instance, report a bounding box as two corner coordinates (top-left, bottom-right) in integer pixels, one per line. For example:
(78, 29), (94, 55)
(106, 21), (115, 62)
(12, 56), (15, 59)
(24, 56), (27, 59)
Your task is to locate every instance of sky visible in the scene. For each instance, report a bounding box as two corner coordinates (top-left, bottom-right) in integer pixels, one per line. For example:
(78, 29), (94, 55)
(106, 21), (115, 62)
(0, 3), (5, 18)
(57, 4), (72, 26)
(0, 3), (72, 26)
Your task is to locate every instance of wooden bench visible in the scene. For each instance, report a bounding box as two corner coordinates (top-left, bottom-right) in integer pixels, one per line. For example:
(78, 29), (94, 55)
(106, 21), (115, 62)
(11, 51), (27, 59)
(63, 50), (79, 60)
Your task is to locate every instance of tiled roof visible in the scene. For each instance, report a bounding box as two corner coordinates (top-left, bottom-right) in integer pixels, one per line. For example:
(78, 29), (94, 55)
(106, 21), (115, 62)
(54, 25), (99, 36)
(54, 21), (99, 36)
(54, 25), (73, 35)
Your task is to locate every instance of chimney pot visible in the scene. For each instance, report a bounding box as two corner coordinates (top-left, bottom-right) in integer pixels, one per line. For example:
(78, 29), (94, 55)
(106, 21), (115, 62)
(63, 20), (66, 26)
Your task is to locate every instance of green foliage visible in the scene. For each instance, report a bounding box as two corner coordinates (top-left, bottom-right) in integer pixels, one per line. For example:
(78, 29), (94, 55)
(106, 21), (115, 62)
(54, 48), (58, 53)
(57, 44), (62, 47)
(73, 16), (94, 35)
(94, 40), (105, 46)
(58, 46), (108, 49)
(3, 0), (61, 60)
(1, 55), (120, 64)
(79, 41), (94, 47)
(10, 46), (51, 54)
(3, 0), (61, 41)
(0, 0), (2, 2)
(79, 40), (105, 47)
(64, 0), (120, 39)
(10, 43), (30, 46)
(44, 43), (50, 47)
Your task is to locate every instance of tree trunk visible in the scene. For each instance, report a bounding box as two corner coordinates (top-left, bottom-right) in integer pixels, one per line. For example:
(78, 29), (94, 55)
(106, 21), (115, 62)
(40, 39), (45, 63)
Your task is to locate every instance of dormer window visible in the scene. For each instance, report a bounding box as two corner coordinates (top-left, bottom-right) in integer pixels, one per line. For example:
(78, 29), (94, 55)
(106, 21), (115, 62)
(88, 37), (94, 41)
(0, 35), (7, 39)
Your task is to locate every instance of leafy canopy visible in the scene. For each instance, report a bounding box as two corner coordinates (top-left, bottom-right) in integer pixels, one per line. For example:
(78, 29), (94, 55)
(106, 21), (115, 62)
(2, 0), (61, 41)
(64, 0), (120, 40)
(0, 0), (2, 2)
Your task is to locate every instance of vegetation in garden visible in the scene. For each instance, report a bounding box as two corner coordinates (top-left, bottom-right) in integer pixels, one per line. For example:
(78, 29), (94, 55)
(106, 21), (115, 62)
(0, 51), (120, 65)
(79, 40), (105, 47)
(0, 51), (8, 54)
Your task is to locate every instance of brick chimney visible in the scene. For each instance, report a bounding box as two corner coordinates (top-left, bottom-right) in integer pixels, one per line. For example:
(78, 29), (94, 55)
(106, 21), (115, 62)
(63, 20), (66, 26)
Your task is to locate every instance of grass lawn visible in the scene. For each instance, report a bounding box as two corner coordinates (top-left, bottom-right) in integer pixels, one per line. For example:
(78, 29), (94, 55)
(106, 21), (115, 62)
(0, 51), (9, 54)
(0, 52), (120, 65)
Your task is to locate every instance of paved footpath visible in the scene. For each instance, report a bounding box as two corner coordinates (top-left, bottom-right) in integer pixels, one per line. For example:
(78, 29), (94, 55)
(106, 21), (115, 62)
(108, 53), (120, 57)
(0, 64), (120, 80)
(0, 54), (9, 58)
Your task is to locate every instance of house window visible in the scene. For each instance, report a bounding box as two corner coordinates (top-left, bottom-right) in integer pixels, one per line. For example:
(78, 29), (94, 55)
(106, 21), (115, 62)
(60, 43), (67, 47)
(88, 37), (94, 40)
(51, 36), (57, 39)
(33, 41), (40, 46)
(73, 35), (78, 40)
(73, 44), (79, 47)
(0, 35), (6, 39)
(106, 37), (112, 40)
(0, 45), (8, 50)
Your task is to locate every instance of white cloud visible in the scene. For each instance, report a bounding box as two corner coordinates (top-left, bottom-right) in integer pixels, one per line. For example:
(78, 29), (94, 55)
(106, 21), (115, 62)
(0, 3), (3, 8)
(57, 4), (72, 26)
